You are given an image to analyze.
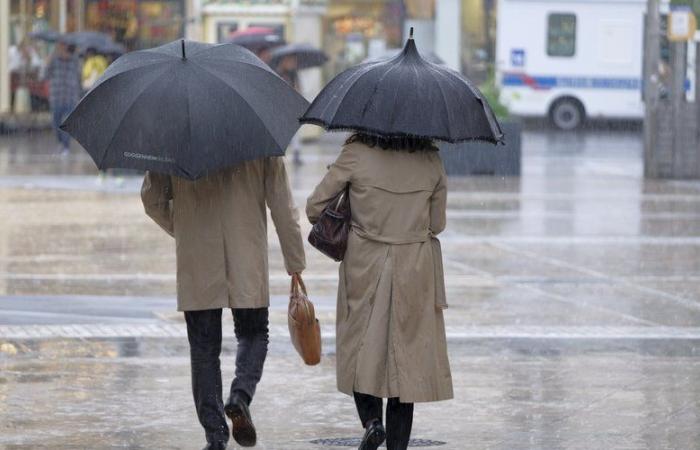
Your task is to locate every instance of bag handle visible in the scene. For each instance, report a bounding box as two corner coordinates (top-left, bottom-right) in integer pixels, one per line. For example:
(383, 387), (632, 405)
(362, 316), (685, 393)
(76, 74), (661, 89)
(333, 183), (351, 216)
(291, 273), (307, 297)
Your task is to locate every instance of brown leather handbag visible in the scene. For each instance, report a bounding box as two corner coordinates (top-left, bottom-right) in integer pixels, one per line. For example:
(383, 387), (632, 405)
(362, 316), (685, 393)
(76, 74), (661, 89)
(308, 184), (351, 262)
(288, 273), (321, 365)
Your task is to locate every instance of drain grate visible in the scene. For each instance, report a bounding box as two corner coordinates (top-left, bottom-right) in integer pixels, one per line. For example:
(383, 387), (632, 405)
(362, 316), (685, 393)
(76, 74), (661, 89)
(310, 438), (446, 447)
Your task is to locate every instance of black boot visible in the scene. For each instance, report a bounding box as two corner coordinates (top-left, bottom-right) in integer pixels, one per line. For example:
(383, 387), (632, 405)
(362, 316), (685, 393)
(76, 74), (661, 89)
(359, 419), (386, 450)
(225, 391), (257, 447)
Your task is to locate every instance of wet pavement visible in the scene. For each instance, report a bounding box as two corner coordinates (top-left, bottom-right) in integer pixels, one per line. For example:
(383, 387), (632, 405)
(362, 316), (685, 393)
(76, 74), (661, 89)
(1, 128), (700, 449)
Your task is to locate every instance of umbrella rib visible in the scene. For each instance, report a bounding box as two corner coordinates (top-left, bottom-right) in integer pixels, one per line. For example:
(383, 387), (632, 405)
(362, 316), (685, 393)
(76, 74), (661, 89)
(320, 63), (387, 128)
(96, 66), (173, 170)
(424, 66), (455, 141)
(187, 61), (286, 151)
(425, 63), (503, 141)
(90, 59), (171, 96)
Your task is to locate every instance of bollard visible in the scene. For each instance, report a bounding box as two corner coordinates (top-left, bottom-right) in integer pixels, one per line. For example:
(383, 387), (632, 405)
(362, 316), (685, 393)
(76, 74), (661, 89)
(670, 41), (688, 177)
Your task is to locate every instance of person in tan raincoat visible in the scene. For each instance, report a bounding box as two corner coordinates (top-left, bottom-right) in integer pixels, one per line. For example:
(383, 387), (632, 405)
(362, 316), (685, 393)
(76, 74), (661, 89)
(307, 134), (453, 450)
(141, 157), (305, 450)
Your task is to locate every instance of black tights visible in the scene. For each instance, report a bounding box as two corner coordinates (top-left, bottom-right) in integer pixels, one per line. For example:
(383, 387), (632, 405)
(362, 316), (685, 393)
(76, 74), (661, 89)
(353, 392), (414, 450)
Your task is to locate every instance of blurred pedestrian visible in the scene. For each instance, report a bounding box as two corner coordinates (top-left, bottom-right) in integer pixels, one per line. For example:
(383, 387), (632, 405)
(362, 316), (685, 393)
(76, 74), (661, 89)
(45, 40), (81, 155)
(81, 47), (108, 91)
(141, 159), (306, 450)
(273, 55), (303, 165)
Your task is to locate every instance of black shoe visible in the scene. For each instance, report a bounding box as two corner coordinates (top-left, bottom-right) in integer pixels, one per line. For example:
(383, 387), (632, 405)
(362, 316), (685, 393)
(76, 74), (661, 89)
(202, 441), (227, 450)
(224, 392), (257, 447)
(359, 419), (386, 450)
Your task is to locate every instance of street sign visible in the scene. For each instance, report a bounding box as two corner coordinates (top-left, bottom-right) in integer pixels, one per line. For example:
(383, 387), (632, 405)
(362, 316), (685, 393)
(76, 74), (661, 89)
(668, 7), (697, 41)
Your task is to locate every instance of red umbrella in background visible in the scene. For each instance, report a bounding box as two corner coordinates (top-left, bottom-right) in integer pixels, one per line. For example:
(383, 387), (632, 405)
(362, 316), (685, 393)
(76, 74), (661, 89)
(228, 27), (285, 53)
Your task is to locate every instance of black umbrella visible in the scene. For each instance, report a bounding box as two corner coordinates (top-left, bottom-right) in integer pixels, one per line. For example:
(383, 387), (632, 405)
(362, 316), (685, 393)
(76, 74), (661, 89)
(61, 39), (308, 180)
(269, 44), (328, 70)
(228, 27), (285, 52)
(300, 29), (503, 144)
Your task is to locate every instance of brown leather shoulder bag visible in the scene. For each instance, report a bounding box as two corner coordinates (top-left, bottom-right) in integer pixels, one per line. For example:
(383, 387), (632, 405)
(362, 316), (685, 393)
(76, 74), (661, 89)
(308, 184), (350, 262)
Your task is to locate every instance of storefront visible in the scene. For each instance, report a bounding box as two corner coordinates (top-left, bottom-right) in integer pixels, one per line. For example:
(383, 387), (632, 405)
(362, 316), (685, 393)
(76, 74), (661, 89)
(201, 0), (291, 44)
(322, 0), (403, 75)
(321, 0), (494, 80)
(84, 0), (185, 50)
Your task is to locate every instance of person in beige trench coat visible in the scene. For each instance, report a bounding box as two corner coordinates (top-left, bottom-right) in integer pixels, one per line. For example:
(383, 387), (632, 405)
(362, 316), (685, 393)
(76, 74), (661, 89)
(141, 157), (305, 450)
(306, 135), (453, 450)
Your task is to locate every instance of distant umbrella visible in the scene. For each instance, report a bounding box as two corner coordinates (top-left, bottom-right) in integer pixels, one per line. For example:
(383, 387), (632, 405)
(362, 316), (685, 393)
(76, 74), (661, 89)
(300, 29), (503, 144)
(29, 29), (60, 42)
(64, 31), (113, 50)
(269, 44), (328, 70)
(363, 48), (445, 65)
(94, 41), (126, 56)
(61, 39), (308, 180)
(228, 27), (285, 51)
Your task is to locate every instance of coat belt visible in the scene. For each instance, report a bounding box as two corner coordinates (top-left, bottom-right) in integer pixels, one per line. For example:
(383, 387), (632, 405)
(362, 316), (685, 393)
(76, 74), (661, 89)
(352, 226), (448, 310)
(351, 226), (431, 245)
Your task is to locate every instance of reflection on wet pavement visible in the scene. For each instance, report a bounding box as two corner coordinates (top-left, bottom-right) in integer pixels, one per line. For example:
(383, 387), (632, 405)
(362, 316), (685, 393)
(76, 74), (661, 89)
(1, 128), (700, 449)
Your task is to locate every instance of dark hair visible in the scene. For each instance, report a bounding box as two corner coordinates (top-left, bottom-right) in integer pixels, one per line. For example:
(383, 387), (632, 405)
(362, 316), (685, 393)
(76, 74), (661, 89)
(345, 132), (438, 152)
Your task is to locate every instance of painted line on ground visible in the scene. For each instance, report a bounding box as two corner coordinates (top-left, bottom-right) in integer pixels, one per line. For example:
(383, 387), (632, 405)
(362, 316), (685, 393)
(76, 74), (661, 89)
(2, 324), (700, 340)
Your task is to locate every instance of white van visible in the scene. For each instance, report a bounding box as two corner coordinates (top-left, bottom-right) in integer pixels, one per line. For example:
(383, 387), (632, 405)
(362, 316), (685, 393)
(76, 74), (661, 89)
(496, 0), (690, 129)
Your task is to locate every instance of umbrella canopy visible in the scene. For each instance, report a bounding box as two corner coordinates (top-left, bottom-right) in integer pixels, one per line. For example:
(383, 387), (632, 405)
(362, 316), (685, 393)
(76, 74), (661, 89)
(300, 30), (503, 144)
(61, 39), (308, 180)
(228, 27), (285, 51)
(269, 44), (328, 70)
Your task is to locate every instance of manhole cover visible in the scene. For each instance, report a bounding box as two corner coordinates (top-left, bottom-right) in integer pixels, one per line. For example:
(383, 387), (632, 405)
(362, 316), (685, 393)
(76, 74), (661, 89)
(310, 437), (446, 447)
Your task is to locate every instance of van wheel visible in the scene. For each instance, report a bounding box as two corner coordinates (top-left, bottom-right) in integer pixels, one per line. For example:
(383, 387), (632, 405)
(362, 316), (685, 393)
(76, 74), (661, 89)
(550, 98), (584, 130)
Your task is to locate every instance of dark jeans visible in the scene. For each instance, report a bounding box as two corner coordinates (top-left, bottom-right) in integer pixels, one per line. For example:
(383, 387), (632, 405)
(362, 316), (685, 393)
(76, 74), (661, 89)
(51, 103), (74, 149)
(185, 308), (269, 445)
(354, 392), (414, 450)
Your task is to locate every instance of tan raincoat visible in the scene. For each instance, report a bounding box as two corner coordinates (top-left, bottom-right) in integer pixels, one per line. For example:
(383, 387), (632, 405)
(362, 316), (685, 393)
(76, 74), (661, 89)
(307, 142), (453, 403)
(141, 157), (306, 311)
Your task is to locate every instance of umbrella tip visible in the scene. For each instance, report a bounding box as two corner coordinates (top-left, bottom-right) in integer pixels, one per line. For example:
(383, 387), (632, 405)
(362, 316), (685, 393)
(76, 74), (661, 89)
(409, 27), (414, 39)
(181, 39), (186, 60)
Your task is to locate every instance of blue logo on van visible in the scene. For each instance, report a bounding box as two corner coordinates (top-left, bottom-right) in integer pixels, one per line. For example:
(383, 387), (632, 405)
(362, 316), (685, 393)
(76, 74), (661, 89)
(511, 49), (525, 67)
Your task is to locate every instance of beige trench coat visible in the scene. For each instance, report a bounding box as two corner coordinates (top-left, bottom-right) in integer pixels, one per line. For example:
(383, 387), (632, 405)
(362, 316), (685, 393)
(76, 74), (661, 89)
(307, 142), (453, 403)
(141, 157), (306, 311)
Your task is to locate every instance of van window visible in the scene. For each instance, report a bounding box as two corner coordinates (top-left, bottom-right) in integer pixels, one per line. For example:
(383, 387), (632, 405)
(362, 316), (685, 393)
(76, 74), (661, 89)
(547, 13), (576, 57)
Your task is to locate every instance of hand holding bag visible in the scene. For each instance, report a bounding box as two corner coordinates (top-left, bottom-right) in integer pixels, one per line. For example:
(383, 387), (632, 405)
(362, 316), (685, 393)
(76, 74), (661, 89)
(288, 273), (322, 365)
(308, 184), (351, 261)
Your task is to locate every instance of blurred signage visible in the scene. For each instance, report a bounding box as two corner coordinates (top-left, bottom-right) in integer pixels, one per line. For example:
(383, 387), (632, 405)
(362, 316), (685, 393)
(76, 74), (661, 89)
(668, 7), (697, 41)
(671, 0), (700, 23)
(511, 49), (525, 67)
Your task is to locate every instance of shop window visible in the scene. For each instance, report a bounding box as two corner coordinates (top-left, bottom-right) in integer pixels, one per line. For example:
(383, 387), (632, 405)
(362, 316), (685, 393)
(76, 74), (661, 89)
(547, 13), (576, 57)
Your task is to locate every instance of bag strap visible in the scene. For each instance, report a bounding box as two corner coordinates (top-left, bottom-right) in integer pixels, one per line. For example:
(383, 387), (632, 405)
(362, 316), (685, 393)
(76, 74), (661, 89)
(291, 273), (307, 297)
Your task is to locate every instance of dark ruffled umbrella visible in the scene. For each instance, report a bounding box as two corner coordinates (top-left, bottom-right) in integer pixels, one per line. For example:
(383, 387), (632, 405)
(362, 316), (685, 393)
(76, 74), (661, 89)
(300, 29), (503, 144)
(228, 27), (285, 52)
(61, 40), (308, 180)
(269, 44), (328, 70)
